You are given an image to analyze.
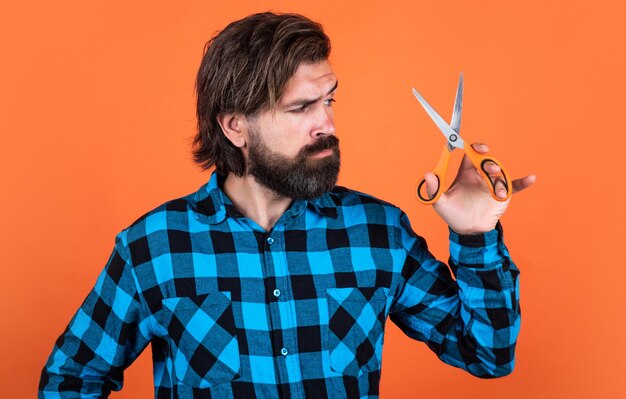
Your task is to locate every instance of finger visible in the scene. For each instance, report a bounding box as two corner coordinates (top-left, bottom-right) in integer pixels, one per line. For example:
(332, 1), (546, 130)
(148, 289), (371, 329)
(493, 177), (509, 199)
(471, 142), (489, 154)
(482, 160), (507, 198)
(512, 174), (537, 194)
(424, 172), (440, 199)
(482, 160), (501, 175)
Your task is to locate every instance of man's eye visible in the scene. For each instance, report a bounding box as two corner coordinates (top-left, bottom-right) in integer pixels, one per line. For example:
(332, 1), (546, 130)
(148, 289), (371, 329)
(324, 98), (336, 106)
(290, 104), (308, 113)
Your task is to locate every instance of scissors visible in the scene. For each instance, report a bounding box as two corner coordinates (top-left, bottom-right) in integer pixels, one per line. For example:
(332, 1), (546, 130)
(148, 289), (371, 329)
(412, 73), (512, 204)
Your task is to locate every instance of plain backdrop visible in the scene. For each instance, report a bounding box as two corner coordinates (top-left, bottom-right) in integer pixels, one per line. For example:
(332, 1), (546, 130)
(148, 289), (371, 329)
(1, 1), (625, 398)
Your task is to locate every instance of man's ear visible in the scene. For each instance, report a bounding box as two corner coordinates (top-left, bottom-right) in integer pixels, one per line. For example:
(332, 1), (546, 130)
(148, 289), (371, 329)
(217, 113), (247, 148)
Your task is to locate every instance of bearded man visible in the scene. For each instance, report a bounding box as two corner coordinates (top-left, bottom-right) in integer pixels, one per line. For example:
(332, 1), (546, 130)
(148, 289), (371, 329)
(39, 12), (534, 399)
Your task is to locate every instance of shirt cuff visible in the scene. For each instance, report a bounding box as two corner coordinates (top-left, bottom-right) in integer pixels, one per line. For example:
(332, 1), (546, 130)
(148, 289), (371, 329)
(448, 222), (505, 268)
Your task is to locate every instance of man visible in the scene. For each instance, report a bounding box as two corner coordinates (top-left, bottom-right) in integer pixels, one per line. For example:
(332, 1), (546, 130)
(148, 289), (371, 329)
(39, 12), (535, 398)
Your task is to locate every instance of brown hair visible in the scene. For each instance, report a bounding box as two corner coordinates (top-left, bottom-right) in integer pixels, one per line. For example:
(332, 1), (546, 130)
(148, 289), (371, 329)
(193, 12), (331, 176)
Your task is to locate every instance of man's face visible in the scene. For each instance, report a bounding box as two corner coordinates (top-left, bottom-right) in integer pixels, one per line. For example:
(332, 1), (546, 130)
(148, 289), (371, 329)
(244, 60), (340, 200)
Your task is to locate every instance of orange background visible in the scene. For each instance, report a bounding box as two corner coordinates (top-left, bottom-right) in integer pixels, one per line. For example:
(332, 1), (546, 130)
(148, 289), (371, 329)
(2, 1), (625, 398)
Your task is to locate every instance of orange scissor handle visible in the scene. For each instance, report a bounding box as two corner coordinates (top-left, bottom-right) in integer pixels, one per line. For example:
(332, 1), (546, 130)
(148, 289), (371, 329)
(464, 145), (513, 202)
(417, 144), (451, 204)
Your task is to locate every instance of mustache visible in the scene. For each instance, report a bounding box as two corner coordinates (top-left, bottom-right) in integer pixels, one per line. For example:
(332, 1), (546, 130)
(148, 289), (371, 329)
(299, 135), (340, 157)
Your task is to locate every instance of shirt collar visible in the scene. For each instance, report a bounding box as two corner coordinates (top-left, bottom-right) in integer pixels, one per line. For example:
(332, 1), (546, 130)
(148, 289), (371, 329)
(191, 171), (338, 225)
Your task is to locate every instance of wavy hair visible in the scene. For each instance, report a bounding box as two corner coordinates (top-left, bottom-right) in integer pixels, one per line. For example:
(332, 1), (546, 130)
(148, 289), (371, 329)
(193, 12), (331, 176)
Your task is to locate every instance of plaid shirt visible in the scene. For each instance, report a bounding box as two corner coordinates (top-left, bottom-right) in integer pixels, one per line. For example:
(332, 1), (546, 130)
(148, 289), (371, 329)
(39, 172), (520, 398)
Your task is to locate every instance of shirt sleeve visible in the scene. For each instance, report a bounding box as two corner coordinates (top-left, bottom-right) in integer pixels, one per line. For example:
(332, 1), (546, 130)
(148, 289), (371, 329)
(389, 212), (520, 378)
(38, 231), (153, 398)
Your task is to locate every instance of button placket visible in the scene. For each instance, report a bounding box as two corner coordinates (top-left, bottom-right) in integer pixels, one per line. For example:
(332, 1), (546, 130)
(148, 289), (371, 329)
(263, 227), (297, 391)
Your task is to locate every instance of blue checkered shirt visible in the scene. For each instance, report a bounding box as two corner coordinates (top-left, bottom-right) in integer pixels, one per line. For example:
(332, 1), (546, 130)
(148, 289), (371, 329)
(39, 171), (520, 398)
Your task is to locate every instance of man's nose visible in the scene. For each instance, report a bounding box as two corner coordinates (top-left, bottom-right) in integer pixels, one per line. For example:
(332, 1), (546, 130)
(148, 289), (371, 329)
(312, 105), (336, 138)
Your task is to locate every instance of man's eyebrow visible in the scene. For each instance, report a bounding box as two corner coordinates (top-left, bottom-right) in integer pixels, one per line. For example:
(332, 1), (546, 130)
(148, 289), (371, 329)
(283, 80), (338, 108)
(326, 80), (338, 96)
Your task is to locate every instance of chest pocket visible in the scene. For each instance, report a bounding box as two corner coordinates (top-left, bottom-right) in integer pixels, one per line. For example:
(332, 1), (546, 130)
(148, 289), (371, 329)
(327, 287), (388, 376)
(162, 292), (240, 388)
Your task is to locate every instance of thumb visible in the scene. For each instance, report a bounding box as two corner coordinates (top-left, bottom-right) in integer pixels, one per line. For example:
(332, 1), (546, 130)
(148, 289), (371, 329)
(424, 172), (440, 199)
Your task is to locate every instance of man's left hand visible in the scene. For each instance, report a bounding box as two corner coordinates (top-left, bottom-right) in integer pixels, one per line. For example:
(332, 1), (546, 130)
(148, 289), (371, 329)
(422, 142), (536, 234)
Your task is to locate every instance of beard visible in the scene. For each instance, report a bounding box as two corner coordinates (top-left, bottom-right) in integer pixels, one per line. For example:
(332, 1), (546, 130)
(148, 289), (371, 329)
(247, 129), (341, 200)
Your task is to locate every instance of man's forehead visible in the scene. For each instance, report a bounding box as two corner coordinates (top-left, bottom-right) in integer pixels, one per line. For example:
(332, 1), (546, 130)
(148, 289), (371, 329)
(280, 61), (337, 102)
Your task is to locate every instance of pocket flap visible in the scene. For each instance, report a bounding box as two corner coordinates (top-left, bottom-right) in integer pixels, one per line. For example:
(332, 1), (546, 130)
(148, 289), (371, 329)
(162, 292), (231, 313)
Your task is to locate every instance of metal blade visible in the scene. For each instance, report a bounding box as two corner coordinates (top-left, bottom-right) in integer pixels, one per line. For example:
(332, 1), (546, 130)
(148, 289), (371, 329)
(412, 87), (465, 150)
(450, 72), (463, 133)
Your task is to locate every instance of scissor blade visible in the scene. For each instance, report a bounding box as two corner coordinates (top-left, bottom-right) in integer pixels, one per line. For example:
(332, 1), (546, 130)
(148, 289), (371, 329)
(450, 73), (463, 133)
(412, 87), (465, 150)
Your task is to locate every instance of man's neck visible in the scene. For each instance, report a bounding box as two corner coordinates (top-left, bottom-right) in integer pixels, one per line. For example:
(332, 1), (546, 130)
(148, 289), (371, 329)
(222, 173), (293, 232)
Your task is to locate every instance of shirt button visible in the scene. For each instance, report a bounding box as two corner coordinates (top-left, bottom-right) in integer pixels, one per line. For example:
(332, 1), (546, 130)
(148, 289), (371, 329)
(280, 347), (289, 356)
(273, 289), (281, 298)
(266, 237), (274, 245)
